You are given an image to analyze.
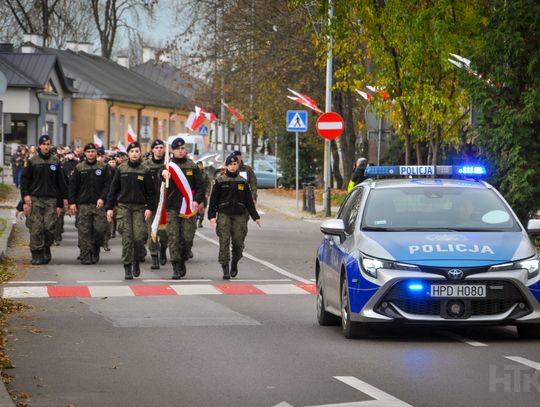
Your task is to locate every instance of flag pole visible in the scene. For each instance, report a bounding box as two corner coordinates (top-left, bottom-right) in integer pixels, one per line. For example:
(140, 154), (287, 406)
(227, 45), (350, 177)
(165, 139), (170, 189)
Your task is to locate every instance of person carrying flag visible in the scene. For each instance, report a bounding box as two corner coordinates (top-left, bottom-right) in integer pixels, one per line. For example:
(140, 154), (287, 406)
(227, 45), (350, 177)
(208, 154), (261, 279)
(106, 142), (155, 280)
(143, 139), (169, 269)
(160, 137), (206, 279)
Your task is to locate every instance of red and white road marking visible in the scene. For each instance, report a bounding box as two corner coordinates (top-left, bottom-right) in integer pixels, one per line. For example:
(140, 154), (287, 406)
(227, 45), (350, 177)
(1, 283), (316, 299)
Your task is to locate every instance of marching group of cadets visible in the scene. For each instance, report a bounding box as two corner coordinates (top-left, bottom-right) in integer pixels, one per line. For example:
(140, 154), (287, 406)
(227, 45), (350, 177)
(19, 134), (261, 280)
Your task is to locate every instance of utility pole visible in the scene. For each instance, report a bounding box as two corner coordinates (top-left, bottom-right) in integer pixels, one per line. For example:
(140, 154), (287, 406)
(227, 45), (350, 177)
(220, 0), (226, 161)
(249, 0), (255, 166)
(323, 0), (333, 217)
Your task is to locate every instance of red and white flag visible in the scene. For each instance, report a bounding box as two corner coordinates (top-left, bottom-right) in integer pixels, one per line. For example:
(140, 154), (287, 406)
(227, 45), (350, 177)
(223, 102), (245, 122)
(196, 106), (216, 122)
(127, 124), (138, 143)
(287, 88), (322, 115)
(151, 181), (168, 241)
(93, 133), (103, 148)
(185, 111), (205, 132)
(117, 141), (127, 153)
(168, 161), (194, 217)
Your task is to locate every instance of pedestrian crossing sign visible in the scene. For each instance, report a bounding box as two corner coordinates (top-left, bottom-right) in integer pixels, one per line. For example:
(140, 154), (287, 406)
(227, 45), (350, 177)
(287, 110), (308, 132)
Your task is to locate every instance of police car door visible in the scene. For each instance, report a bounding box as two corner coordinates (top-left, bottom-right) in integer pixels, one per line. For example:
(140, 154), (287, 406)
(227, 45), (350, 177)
(324, 188), (364, 310)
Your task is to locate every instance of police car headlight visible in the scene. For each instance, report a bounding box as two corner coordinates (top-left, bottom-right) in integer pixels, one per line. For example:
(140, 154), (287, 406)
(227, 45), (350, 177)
(360, 255), (420, 278)
(489, 256), (539, 279)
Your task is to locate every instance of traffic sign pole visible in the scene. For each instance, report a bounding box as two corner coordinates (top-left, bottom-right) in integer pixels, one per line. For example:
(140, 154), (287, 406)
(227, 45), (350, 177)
(296, 131), (299, 210)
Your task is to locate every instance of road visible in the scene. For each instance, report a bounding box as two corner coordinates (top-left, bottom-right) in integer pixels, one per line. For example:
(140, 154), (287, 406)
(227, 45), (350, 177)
(2, 211), (540, 406)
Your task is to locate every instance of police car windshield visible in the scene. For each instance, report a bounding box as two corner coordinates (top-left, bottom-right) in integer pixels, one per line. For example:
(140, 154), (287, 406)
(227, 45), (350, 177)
(361, 187), (520, 232)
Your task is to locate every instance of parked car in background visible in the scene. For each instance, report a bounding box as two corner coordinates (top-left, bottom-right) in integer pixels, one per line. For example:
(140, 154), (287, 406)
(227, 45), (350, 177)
(254, 159), (282, 188)
(197, 152), (223, 178)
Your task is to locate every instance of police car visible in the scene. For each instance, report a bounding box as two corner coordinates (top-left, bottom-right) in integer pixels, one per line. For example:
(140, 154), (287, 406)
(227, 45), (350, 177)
(316, 165), (540, 339)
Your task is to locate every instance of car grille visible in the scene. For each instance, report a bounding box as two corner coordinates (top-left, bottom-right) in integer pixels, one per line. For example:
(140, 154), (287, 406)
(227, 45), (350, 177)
(379, 280), (529, 318)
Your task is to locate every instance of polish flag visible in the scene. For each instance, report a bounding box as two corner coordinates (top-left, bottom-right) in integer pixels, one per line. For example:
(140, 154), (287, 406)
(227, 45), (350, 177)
(356, 90), (373, 101)
(185, 111), (205, 132)
(168, 161), (194, 217)
(287, 88), (322, 115)
(151, 182), (168, 241)
(366, 85), (390, 101)
(117, 141), (127, 153)
(127, 124), (138, 143)
(196, 106), (216, 122)
(93, 134), (103, 148)
(223, 102), (245, 122)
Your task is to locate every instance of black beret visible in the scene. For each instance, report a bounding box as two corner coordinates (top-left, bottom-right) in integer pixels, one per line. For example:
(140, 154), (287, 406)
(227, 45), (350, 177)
(127, 141), (140, 152)
(84, 143), (97, 151)
(151, 139), (164, 149)
(171, 137), (185, 149)
(97, 147), (106, 155)
(232, 150), (242, 156)
(225, 154), (239, 166)
(38, 135), (51, 145)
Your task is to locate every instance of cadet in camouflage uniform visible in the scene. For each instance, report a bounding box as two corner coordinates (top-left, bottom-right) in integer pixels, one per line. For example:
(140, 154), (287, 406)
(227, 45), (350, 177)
(143, 139), (169, 269)
(68, 143), (112, 265)
(233, 150), (258, 202)
(20, 135), (68, 265)
(161, 137), (206, 279)
(106, 142), (155, 280)
(208, 154), (260, 279)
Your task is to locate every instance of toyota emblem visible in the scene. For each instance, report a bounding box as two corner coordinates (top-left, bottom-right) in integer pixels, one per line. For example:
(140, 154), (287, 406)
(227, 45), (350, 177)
(447, 269), (464, 280)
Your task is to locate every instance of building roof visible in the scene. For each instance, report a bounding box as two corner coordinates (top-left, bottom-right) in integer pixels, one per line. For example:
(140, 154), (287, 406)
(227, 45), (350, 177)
(40, 48), (192, 110)
(0, 52), (74, 92)
(131, 60), (208, 102)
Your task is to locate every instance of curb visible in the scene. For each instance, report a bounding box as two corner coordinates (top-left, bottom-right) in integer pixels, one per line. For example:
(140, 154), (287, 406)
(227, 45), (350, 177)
(0, 213), (16, 407)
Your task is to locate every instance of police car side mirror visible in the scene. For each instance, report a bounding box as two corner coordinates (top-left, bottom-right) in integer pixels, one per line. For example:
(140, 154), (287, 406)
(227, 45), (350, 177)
(320, 219), (346, 243)
(527, 219), (540, 237)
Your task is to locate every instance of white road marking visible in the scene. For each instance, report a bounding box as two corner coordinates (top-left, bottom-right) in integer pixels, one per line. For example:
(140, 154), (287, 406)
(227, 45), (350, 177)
(258, 210), (266, 215)
(89, 286), (134, 297)
(78, 280), (124, 284)
(442, 331), (488, 347)
(273, 376), (414, 407)
(303, 219), (323, 224)
(170, 285), (222, 296)
(255, 284), (310, 295)
(234, 279), (291, 282)
(7, 281), (57, 284)
(504, 356), (540, 371)
(141, 279), (212, 283)
(196, 232), (312, 284)
(2, 286), (49, 298)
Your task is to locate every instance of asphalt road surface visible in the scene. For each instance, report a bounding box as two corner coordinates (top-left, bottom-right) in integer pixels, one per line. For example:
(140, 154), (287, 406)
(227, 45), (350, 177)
(2, 212), (540, 406)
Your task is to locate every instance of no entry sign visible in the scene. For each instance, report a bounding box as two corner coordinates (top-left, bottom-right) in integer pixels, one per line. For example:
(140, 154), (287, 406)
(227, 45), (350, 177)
(316, 112), (344, 140)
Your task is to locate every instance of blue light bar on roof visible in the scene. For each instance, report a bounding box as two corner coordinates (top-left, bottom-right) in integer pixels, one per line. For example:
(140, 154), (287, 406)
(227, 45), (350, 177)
(365, 165), (487, 177)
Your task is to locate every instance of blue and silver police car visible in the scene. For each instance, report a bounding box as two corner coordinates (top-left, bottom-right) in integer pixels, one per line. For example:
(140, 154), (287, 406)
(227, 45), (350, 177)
(316, 165), (540, 338)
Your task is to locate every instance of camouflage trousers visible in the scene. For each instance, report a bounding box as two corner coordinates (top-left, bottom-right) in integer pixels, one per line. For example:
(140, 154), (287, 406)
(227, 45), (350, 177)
(166, 210), (196, 262)
(147, 221), (168, 256)
(116, 204), (148, 264)
(27, 197), (58, 250)
(77, 204), (108, 255)
(216, 213), (248, 264)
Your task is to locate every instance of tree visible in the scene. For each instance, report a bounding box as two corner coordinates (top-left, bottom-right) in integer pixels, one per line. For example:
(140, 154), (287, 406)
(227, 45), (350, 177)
(465, 0), (540, 221)
(90, 0), (157, 59)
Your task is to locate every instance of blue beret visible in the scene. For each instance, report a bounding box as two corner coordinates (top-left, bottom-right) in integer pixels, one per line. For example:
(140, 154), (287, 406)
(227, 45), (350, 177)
(84, 143), (97, 151)
(38, 135), (51, 145)
(225, 154), (238, 166)
(127, 141), (140, 152)
(171, 137), (185, 149)
(151, 139), (164, 149)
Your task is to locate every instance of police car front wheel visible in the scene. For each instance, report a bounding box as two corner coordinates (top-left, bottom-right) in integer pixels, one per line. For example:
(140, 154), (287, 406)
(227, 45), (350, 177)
(517, 324), (540, 339)
(341, 278), (370, 339)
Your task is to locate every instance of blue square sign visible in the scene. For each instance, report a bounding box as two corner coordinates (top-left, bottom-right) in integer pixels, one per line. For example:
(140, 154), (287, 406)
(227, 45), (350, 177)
(287, 110), (308, 132)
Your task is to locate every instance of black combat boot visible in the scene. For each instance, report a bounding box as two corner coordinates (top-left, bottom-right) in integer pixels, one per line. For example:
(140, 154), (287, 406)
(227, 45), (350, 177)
(151, 255), (160, 270)
(221, 263), (230, 280)
(31, 250), (42, 265)
(42, 246), (51, 264)
(179, 259), (187, 278)
(103, 241), (110, 252)
(230, 259), (239, 278)
(159, 245), (167, 266)
(172, 262), (181, 280)
(91, 246), (100, 264)
(80, 250), (93, 265)
(132, 261), (141, 277)
(124, 264), (133, 280)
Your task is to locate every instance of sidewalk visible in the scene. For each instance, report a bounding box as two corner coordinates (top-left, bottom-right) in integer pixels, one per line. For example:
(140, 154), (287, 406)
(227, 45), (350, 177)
(0, 178), (17, 407)
(257, 189), (340, 220)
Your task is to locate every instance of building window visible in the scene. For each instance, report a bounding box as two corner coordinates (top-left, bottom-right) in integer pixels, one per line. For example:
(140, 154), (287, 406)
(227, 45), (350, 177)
(170, 120), (176, 135)
(119, 115), (125, 143)
(110, 113), (116, 144)
(129, 116), (135, 132)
